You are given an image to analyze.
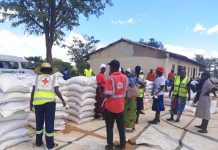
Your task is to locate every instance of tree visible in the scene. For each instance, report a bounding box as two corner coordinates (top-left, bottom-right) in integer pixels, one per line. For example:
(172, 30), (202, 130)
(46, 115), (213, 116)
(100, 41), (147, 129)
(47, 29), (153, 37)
(194, 54), (205, 64)
(52, 58), (72, 76)
(0, 0), (112, 63)
(139, 38), (165, 50)
(25, 56), (44, 68)
(67, 35), (99, 74)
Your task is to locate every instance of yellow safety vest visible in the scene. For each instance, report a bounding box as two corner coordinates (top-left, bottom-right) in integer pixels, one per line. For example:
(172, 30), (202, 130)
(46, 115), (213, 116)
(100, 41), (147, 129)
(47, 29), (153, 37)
(138, 74), (145, 98)
(173, 76), (190, 97)
(33, 74), (56, 105)
(84, 69), (93, 77)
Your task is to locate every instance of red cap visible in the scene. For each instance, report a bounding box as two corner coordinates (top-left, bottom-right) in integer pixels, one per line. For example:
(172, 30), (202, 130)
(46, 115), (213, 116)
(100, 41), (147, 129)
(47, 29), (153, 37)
(156, 66), (165, 73)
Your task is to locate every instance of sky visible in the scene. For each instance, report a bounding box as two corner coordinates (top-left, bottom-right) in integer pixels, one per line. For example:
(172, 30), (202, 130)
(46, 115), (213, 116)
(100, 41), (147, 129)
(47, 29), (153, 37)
(0, 0), (218, 62)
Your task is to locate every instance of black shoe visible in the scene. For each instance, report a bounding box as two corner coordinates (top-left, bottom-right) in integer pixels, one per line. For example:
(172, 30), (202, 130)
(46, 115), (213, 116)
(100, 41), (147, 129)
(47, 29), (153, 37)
(149, 120), (158, 124)
(35, 143), (43, 147)
(115, 145), (125, 150)
(167, 117), (174, 121)
(139, 111), (145, 114)
(195, 125), (203, 129)
(197, 129), (208, 134)
(157, 119), (160, 122)
(105, 145), (114, 150)
(175, 118), (180, 122)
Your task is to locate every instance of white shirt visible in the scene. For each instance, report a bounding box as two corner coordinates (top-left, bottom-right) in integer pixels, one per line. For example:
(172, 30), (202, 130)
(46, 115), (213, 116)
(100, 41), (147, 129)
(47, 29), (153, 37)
(153, 75), (165, 96)
(32, 75), (59, 87)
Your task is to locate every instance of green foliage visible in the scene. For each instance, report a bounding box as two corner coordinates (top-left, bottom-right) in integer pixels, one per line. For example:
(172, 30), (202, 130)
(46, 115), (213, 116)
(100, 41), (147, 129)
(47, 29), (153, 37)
(194, 54), (218, 78)
(25, 56), (44, 68)
(0, 0), (113, 62)
(52, 58), (72, 75)
(139, 38), (165, 50)
(67, 35), (99, 74)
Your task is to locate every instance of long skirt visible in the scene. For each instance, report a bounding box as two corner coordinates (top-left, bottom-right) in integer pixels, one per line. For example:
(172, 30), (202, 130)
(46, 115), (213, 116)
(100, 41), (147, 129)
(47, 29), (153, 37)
(94, 86), (105, 113)
(124, 97), (137, 128)
(171, 96), (186, 115)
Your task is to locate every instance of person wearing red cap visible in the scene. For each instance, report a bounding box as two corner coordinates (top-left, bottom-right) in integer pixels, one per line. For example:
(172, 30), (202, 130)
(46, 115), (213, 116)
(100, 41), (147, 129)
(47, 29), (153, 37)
(149, 66), (165, 124)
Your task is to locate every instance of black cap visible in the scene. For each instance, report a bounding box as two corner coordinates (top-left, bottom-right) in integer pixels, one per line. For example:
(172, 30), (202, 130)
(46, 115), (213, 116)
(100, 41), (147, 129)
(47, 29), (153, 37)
(202, 71), (211, 78)
(107, 59), (120, 70)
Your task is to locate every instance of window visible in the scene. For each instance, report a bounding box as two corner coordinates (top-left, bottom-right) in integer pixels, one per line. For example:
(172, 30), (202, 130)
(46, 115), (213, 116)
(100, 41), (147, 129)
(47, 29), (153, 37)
(21, 62), (34, 69)
(0, 61), (18, 69)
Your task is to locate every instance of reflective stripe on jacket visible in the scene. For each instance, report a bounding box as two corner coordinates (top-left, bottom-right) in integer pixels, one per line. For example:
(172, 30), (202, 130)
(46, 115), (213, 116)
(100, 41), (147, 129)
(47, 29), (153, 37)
(173, 76), (190, 97)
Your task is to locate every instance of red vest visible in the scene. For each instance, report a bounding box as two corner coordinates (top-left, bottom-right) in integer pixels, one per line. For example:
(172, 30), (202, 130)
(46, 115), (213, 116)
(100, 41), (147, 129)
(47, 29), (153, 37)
(104, 72), (128, 113)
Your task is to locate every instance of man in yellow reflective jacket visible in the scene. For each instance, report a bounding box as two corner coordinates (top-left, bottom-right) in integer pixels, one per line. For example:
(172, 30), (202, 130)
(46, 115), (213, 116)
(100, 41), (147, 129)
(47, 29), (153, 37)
(30, 62), (66, 149)
(168, 69), (191, 122)
(84, 63), (95, 77)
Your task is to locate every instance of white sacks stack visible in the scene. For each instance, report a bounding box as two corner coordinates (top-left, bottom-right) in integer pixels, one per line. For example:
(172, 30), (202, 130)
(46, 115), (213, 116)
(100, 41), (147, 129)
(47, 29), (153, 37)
(62, 76), (97, 124)
(28, 75), (69, 131)
(0, 75), (30, 150)
(144, 80), (153, 102)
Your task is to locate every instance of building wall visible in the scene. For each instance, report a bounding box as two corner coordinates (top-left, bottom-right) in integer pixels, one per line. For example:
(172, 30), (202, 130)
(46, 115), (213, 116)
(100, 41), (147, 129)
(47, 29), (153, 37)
(89, 41), (167, 77)
(89, 41), (201, 79)
(166, 57), (200, 79)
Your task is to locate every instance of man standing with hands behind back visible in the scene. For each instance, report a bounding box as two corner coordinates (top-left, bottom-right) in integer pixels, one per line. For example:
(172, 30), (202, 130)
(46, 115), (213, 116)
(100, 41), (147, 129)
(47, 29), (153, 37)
(104, 59), (128, 150)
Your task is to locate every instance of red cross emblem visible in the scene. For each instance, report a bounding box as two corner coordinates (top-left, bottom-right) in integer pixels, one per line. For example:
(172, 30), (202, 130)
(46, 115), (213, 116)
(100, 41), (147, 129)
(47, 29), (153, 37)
(42, 78), (49, 85)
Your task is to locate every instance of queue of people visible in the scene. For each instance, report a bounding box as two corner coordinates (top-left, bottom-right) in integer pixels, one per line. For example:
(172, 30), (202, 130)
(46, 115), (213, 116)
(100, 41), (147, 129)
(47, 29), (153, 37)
(30, 61), (217, 150)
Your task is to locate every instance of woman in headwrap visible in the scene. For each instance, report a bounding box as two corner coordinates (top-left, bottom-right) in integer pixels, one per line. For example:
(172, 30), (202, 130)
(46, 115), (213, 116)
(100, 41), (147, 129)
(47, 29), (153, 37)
(124, 68), (138, 131)
(195, 71), (217, 133)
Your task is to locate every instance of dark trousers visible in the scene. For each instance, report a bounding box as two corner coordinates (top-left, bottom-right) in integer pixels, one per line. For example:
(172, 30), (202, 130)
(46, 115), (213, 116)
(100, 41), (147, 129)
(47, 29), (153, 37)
(105, 109), (126, 148)
(34, 102), (56, 149)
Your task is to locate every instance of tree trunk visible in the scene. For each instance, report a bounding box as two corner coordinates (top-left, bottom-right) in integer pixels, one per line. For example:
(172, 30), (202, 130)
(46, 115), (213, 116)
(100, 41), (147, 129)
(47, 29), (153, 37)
(46, 42), (53, 64)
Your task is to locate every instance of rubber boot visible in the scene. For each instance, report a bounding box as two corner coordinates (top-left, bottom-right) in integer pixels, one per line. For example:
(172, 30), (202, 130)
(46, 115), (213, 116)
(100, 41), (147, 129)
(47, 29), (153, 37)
(198, 119), (209, 133)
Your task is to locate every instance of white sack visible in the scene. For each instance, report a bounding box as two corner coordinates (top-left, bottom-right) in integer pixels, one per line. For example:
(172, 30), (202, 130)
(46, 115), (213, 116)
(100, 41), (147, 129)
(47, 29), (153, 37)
(64, 91), (96, 100)
(66, 76), (97, 86)
(68, 97), (96, 106)
(65, 84), (96, 93)
(68, 102), (95, 113)
(210, 100), (217, 114)
(0, 111), (28, 122)
(0, 92), (30, 104)
(0, 128), (29, 143)
(0, 136), (30, 150)
(0, 120), (28, 137)
(0, 76), (30, 93)
(66, 115), (93, 124)
(184, 105), (196, 113)
(67, 109), (94, 119)
(0, 102), (28, 118)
